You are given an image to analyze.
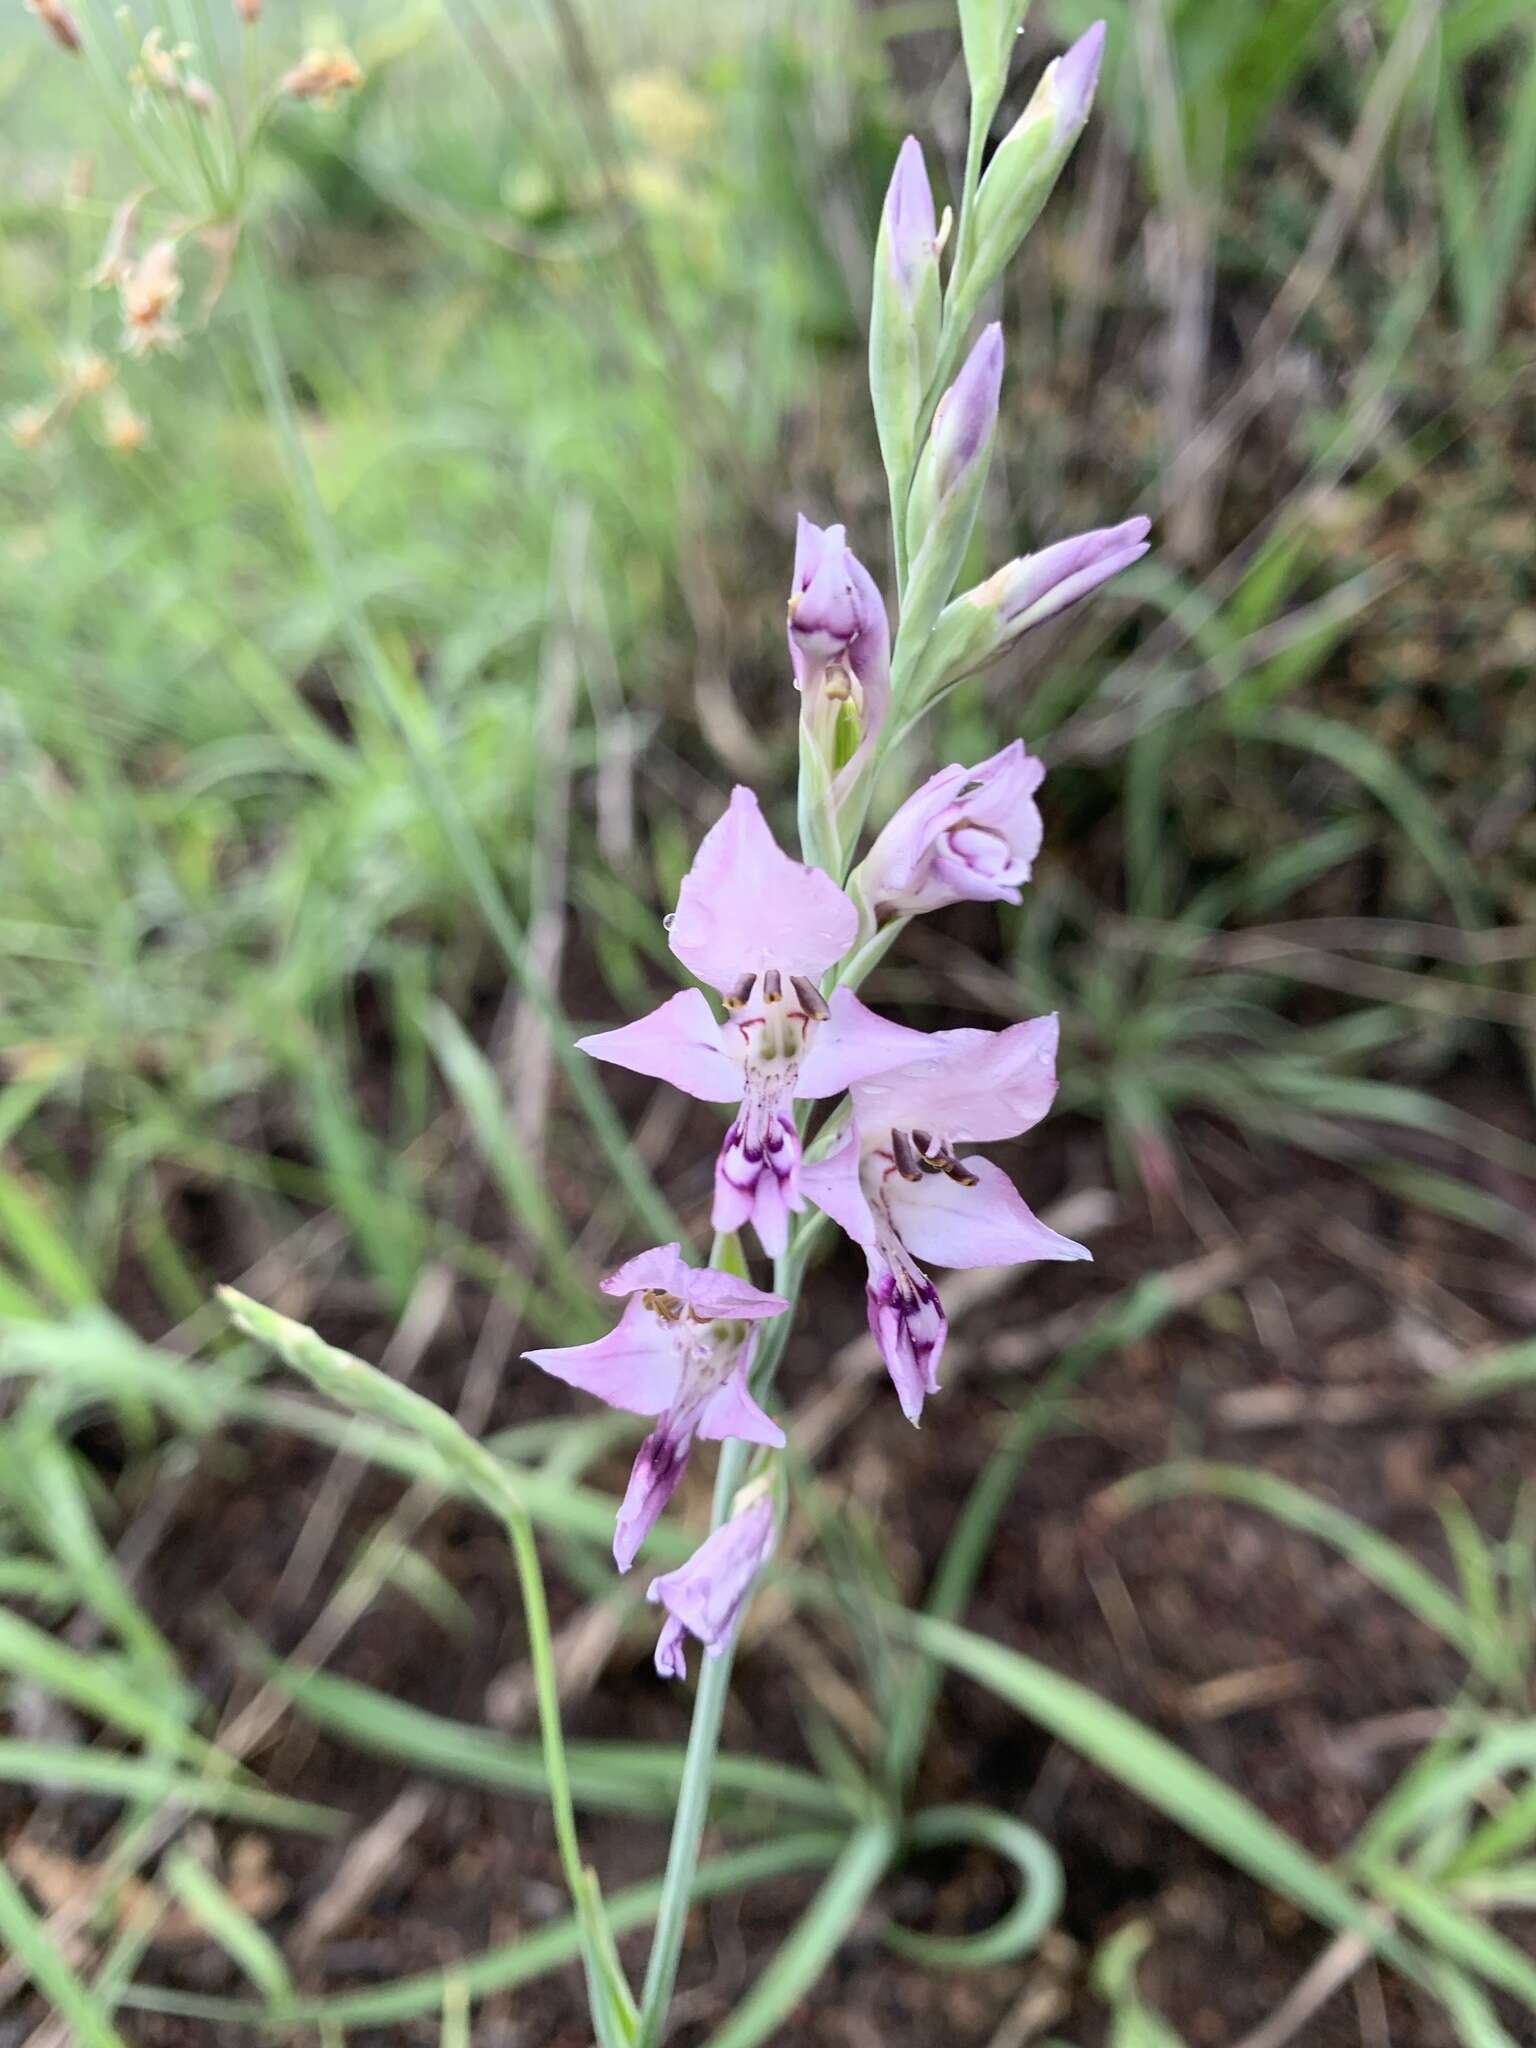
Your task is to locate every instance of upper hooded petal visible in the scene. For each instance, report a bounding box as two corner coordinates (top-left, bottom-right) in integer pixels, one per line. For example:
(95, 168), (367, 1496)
(884, 1155), (1091, 1270)
(794, 987), (935, 1100)
(524, 1295), (681, 1416)
(577, 988), (741, 1104)
(667, 787), (858, 990)
(852, 1014), (1061, 1144)
(600, 1244), (787, 1322)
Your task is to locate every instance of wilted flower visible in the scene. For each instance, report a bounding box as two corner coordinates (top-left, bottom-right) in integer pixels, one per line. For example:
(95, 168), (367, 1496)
(914, 515), (1151, 702)
(526, 1244), (786, 1572)
(280, 47), (364, 107)
(579, 787), (928, 1254)
(787, 517), (891, 768)
(802, 1017), (1088, 1422)
(857, 741), (1044, 921)
(118, 239), (183, 356)
(25, 0), (80, 52)
(648, 1486), (777, 1680)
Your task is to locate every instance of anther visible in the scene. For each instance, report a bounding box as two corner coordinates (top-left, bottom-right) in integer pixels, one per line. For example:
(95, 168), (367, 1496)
(940, 1157), (979, 1188)
(762, 968), (783, 1003)
(790, 974), (829, 1023)
(723, 973), (757, 1011)
(890, 1129), (925, 1183)
(642, 1288), (684, 1321)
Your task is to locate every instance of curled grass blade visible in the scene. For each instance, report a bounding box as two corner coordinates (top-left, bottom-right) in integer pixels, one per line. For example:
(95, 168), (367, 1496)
(877, 1805), (1062, 1971)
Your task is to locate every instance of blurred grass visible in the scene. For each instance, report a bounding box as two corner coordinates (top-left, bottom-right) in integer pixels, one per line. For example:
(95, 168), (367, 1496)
(2, 0), (1536, 2039)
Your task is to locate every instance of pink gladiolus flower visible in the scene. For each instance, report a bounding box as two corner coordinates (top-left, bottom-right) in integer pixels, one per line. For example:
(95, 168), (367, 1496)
(579, 787), (930, 1254)
(525, 1244), (787, 1572)
(859, 740), (1044, 920)
(787, 516), (891, 753)
(648, 1488), (777, 1680)
(801, 1016), (1089, 1423)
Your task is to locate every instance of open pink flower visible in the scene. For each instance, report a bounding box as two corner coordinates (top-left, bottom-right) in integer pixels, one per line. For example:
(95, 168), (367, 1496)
(800, 1017), (1089, 1423)
(648, 1488), (777, 1680)
(858, 740), (1045, 921)
(579, 787), (930, 1254)
(525, 1244), (787, 1571)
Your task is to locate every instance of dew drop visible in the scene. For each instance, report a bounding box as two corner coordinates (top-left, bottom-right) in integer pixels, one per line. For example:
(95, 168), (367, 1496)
(662, 913), (676, 930)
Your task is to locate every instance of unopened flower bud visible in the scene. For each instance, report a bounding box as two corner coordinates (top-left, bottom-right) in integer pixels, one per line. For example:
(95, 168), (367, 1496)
(101, 391), (150, 452)
(280, 47), (364, 107)
(25, 0), (80, 52)
(899, 325), (1004, 661)
(958, 0), (1027, 114)
(913, 514), (1150, 703)
(8, 402), (56, 450)
(62, 347), (113, 399)
(787, 515), (891, 780)
(869, 137), (941, 494)
(952, 22), (1106, 330)
(234, 0), (260, 20)
(857, 741), (1045, 921)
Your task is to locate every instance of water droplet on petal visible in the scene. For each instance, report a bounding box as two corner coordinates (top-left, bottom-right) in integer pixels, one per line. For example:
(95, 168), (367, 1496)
(662, 913), (676, 930)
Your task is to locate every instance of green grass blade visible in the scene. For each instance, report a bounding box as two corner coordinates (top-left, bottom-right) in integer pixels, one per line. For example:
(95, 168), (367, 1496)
(905, 1612), (1409, 1962)
(117, 1832), (848, 2028)
(0, 1860), (130, 2048)
(1363, 1859), (1536, 2008)
(1103, 1463), (1497, 1676)
(163, 1848), (295, 2006)
(0, 1741), (337, 1832)
(701, 1822), (898, 2048)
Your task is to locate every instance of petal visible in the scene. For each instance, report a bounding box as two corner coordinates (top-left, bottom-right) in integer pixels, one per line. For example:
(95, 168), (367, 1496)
(795, 988), (936, 1099)
(601, 1242), (690, 1299)
(524, 1296), (680, 1416)
(865, 1248), (947, 1424)
(682, 1269), (790, 1322)
(645, 1495), (776, 1655)
(614, 1421), (693, 1573)
(578, 989), (741, 1104)
(654, 1614), (689, 1680)
(799, 1123), (877, 1248)
(852, 1014), (1061, 1143)
(667, 786), (858, 989)
(697, 1358), (785, 1448)
(884, 1156), (1091, 1271)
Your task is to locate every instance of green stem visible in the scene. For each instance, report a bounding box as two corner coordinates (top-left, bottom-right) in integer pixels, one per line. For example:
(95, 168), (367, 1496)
(236, 244), (681, 1252)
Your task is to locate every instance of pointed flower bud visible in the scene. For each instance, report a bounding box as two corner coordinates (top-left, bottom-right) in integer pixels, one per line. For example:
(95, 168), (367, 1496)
(952, 22), (1106, 330)
(958, 0), (1028, 117)
(647, 1485), (777, 1680)
(788, 517), (891, 793)
(869, 138), (941, 499)
(912, 514), (1149, 704)
(26, 0), (80, 52)
(900, 325), (1004, 659)
(857, 741), (1044, 921)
